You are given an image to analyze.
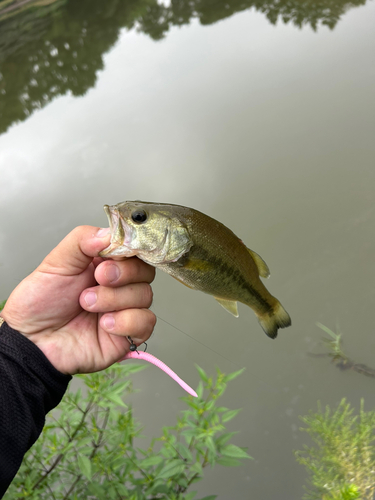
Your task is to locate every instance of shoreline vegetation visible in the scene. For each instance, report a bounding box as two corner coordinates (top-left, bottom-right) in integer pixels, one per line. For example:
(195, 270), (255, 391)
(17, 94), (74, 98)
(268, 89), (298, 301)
(296, 324), (375, 500)
(4, 360), (250, 499)
(2, 297), (374, 498)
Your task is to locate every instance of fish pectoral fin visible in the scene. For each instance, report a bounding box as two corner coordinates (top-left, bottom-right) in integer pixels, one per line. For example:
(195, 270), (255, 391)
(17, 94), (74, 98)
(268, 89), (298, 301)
(182, 257), (213, 272)
(247, 248), (270, 278)
(214, 298), (239, 317)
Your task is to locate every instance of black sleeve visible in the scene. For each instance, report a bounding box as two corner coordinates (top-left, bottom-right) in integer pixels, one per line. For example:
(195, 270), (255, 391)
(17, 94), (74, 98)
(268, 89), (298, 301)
(0, 321), (72, 498)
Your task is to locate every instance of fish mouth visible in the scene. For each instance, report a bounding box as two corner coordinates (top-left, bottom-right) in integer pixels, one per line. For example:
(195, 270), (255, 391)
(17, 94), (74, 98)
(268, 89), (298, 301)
(99, 205), (134, 259)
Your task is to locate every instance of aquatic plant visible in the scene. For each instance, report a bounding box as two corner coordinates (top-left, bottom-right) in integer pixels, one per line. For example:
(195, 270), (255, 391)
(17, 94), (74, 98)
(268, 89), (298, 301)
(297, 324), (375, 500)
(315, 323), (375, 378)
(3, 363), (250, 499)
(296, 398), (375, 500)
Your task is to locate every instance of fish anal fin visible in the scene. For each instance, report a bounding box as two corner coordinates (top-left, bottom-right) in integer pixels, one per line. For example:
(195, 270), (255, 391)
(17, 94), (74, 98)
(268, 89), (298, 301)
(247, 248), (270, 278)
(215, 298), (239, 317)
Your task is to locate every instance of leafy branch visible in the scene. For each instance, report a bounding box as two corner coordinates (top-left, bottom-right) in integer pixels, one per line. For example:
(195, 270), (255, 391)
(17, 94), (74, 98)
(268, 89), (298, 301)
(4, 363), (249, 499)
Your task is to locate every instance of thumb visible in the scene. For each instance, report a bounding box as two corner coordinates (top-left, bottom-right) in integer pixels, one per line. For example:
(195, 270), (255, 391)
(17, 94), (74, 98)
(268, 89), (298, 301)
(39, 226), (111, 276)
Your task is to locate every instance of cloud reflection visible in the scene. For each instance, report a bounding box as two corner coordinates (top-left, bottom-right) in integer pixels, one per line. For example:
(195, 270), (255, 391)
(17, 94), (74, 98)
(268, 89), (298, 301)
(0, 0), (368, 134)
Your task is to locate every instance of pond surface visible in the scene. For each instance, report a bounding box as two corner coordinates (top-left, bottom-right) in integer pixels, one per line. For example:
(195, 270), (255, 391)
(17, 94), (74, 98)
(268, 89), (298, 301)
(1, 0), (375, 497)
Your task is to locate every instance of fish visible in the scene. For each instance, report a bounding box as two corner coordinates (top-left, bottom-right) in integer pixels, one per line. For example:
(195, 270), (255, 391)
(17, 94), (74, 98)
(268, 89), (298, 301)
(99, 201), (291, 339)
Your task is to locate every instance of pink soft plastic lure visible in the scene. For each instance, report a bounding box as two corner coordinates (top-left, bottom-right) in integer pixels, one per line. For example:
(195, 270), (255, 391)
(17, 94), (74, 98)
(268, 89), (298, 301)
(120, 351), (198, 398)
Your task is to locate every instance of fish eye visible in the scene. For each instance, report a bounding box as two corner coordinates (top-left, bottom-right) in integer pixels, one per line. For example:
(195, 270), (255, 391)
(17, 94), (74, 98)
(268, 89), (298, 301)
(131, 210), (148, 224)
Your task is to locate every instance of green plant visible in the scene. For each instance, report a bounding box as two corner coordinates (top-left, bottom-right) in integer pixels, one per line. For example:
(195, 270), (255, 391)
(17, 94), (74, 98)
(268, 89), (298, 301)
(315, 323), (375, 378)
(316, 322), (348, 364)
(4, 362), (250, 499)
(296, 398), (375, 500)
(0, 299), (6, 311)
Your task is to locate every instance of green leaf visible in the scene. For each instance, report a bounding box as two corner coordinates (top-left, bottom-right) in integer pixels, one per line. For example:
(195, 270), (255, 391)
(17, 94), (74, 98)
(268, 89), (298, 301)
(195, 364), (209, 383)
(196, 381), (204, 399)
(216, 456), (242, 467)
(0, 300), (6, 311)
(119, 363), (148, 375)
(204, 400), (215, 411)
(221, 409), (241, 423)
(175, 442), (193, 462)
(110, 380), (132, 394)
(140, 455), (163, 468)
(220, 444), (252, 459)
(189, 461), (203, 475)
(156, 459), (186, 479)
(215, 432), (238, 447)
(223, 368), (245, 382)
(216, 407), (229, 413)
(182, 428), (200, 440)
(184, 492), (198, 500)
(316, 322), (339, 339)
(198, 496), (218, 500)
(105, 392), (127, 407)
(147, 481), (170, 495)
(77, 454), (92, 480)
(160, 445), (177, 459)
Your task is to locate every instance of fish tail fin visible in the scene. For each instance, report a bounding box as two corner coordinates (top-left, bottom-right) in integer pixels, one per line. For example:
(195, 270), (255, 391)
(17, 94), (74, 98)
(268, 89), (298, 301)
(258, 301), (291, 339)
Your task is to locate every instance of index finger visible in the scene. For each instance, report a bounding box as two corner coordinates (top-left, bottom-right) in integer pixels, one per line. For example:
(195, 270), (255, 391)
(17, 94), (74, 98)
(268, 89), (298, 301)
(94, 257), (156, 287)
(38, 226), (111, 276)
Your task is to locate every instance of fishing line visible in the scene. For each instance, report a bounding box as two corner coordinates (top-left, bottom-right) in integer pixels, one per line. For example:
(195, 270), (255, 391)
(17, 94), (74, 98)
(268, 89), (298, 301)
(154, 314), (278, 392)
(155, 315), (241, 368)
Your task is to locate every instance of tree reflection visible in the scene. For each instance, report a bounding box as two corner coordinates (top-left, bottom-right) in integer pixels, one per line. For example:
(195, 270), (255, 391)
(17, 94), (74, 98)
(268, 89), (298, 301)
(0, 0), (367, 134)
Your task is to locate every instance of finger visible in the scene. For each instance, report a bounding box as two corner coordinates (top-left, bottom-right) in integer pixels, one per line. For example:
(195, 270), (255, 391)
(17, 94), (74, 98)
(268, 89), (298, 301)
(38, 226), (111, 276)
(92, 257), (105, 269)
(80, 282), (153, 312)
(100, 309), (156, 343)
(94, 257), (156, 287)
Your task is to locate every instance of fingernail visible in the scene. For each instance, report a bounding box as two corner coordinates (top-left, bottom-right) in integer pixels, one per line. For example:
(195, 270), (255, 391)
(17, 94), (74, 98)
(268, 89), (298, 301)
(96, 227), (111, 237)
(105, 264), (120, 283)
(84, 291), (97, 307)
(104, 315), (115, 329)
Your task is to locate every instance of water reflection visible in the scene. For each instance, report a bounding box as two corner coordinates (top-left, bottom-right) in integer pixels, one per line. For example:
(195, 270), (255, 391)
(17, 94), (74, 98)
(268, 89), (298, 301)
(0, 0), (368, 134)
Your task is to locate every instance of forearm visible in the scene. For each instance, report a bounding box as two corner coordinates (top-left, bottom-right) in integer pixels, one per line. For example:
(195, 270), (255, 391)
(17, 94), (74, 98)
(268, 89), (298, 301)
(0, 320), (71, 497)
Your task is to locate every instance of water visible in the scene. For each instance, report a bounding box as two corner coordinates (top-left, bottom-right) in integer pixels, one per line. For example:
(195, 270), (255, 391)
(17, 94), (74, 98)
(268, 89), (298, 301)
(1, 0), (375, 497)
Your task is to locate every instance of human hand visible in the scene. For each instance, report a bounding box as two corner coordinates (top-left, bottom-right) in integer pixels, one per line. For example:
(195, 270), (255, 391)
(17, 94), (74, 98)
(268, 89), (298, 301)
(0, 226), (156, 375)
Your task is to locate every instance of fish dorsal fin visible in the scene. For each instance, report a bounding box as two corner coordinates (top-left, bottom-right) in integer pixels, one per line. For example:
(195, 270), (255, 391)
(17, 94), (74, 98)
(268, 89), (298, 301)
(247, 249), (270, 278)
(214, 298), (239, 317)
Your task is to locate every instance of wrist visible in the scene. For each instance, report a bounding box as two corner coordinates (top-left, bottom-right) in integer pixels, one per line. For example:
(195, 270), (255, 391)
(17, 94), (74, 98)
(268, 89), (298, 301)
(0, 316), (72, 376)
(0, 319), (72, 381)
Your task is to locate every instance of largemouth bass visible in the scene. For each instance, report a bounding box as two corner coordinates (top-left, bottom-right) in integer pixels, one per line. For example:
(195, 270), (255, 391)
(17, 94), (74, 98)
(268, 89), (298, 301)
(99, 201), (291, 339)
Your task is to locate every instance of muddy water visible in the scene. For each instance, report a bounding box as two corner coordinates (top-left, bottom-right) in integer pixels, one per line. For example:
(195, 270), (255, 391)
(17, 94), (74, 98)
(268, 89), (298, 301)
(1, 0), (375, 497)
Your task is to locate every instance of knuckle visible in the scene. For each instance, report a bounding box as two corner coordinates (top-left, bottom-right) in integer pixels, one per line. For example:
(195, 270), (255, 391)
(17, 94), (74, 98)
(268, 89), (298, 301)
(99, 286), (116, 307)
(109, 286), (119, 306)
(72, 225), (87, 237)
(128, 309), (156, 335)
(148, 311), (157, 330)
(146, 265), (156, 282)
(140, 283), (153, 307)
(131, 258), (156, 282)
